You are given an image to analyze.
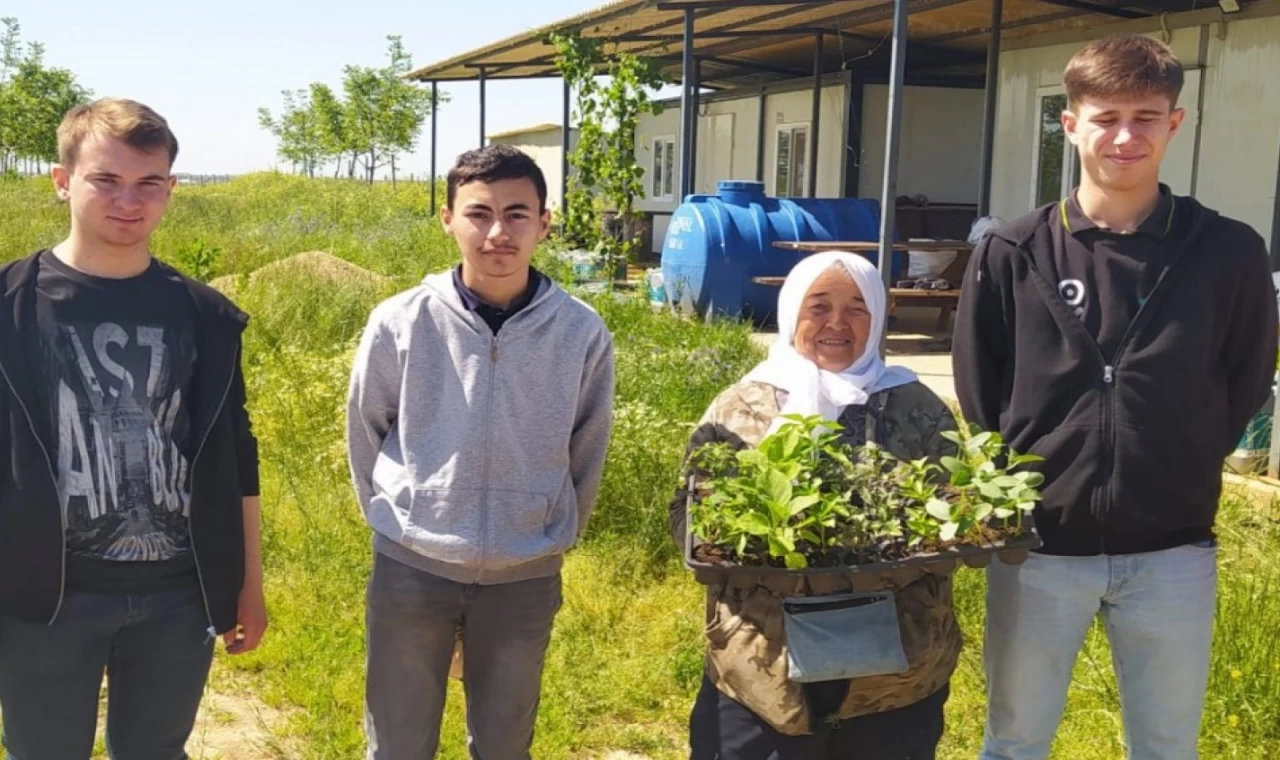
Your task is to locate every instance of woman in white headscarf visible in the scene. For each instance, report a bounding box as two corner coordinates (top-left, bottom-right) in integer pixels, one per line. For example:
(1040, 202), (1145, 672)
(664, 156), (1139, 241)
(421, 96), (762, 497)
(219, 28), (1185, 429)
(670, 251), (962, 760)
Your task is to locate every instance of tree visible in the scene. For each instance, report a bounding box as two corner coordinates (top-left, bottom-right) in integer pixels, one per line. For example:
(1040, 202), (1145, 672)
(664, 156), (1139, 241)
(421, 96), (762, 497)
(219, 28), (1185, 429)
(308, 83), (351, 179)
(258, 34), (446, 183)
(0, 18), (91, 175)
(258, 89), (327, 177)
(552, 32), (665, 270)
(341, 35), (435, 184)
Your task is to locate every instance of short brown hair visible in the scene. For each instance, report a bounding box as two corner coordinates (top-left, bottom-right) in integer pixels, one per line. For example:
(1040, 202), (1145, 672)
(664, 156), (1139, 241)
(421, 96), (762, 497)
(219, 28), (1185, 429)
(1063, 35), (1184, 109)
(57, 98), (179, 170)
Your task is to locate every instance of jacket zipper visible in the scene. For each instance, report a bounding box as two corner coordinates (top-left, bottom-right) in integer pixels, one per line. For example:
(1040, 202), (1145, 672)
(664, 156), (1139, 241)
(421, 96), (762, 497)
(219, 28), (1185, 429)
(1015, 218), (1190, 543)
(186, 342), (241, 637)
(478, 334), (498, 582)
(0, 355), (66, 624)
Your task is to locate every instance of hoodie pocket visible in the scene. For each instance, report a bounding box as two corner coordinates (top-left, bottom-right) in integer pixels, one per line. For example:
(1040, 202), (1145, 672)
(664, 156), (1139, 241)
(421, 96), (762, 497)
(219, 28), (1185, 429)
(402, 488), (485, 566)
(481, 489), (566, 571)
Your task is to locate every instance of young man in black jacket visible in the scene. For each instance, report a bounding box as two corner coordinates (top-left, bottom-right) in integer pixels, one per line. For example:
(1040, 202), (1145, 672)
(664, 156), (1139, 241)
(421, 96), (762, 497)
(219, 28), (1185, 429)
(954, 35), (1277, 760)
(0, 99), (266, 759)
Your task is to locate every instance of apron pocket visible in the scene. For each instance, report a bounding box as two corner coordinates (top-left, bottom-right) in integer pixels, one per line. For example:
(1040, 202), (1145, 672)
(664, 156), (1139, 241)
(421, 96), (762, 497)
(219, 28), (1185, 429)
(782, 590), (909, 683)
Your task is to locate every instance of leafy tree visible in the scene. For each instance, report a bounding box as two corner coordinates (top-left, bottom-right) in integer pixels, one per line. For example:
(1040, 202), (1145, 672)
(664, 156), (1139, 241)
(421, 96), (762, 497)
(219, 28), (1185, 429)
(552, 32), (665, 270)
(340, 35), (436, 184)
(258, 89), (326, 177)
(0, 18), (91, 175)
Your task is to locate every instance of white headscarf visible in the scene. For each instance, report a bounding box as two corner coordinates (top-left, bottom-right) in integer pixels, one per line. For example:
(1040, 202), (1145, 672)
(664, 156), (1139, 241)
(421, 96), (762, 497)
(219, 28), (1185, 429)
(743, 251), (918, 434)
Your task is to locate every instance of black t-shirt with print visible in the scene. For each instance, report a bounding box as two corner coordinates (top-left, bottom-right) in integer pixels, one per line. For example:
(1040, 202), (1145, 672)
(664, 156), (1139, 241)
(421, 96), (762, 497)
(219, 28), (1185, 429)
(32, 251), (201, 593)
(1051, 185), (1180, 361)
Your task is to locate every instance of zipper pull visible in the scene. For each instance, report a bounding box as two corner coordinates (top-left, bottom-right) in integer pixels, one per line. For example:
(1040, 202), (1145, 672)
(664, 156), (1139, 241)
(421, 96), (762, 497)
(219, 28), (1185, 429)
(1103, 365), (1114, 384)
(490, 337), (498, 362)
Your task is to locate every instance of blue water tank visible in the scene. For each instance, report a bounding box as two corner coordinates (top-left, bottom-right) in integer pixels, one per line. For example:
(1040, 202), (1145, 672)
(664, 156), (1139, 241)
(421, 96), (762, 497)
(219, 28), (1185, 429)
(660, 180), (901, 323)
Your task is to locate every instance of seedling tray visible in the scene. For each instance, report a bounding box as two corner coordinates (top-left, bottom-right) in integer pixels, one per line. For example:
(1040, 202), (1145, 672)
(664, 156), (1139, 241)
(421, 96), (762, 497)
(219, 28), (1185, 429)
(683, 487), (1041, 579)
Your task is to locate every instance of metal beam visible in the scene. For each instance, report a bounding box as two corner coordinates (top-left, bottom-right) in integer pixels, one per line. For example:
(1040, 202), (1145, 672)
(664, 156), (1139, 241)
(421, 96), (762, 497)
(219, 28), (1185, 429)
(756, 88), (767, 182)
(562, 77), (571, 214)
(878, 0), (908, 289)
(405, 0), (653, 80)
(918, 9), (1082, 45)
(808, 32), (823, 198)
(843, 71), (863, 198)
(978, 0), (1002, 217)
(701, 55), (809, 78)
(692, 57), (701, 192)
(658, 0), (855, 8)
(478, 66), (487, 147)
(675, 0), (974, 62)
(1035, 0), (1149, 18)
(610, 27), (832, 42)
(430, 81), (438, 217)
(680, 9), (698, 199)
(618, 0), (843, 59)
(1271, 129), (1280, 270)
(475, 3), (747, 77)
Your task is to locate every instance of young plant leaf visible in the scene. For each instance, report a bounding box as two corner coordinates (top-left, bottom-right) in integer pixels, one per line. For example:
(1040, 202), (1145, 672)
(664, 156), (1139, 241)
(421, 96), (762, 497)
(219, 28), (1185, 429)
(788, 493), (821, 516)
(762, 470), (792, 507)
(926, 499), (954, 522)
(940, 521), (959, 541)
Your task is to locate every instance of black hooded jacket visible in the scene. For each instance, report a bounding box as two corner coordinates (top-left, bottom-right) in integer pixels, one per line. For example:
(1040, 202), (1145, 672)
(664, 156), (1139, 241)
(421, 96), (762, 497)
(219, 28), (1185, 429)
(0, 252), (259, 631)
(953, 194), (1277, 555)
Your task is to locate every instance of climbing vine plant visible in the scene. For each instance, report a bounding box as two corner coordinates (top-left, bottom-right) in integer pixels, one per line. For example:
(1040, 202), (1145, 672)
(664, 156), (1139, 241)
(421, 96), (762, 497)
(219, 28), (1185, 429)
(551, 32), (666, 273)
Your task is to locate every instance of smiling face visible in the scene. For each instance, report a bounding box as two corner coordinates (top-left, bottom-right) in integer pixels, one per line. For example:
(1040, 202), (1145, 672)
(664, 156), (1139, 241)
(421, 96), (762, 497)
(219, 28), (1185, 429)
(1064, 92), (1184, 193)
(441, 177), (551, 284)
(52, 133), (176, 251)
(793, 264), (871, 373)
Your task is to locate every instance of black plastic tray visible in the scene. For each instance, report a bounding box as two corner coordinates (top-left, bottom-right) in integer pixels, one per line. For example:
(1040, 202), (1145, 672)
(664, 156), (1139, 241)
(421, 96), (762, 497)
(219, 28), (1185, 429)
(682, 484), (1042, 578)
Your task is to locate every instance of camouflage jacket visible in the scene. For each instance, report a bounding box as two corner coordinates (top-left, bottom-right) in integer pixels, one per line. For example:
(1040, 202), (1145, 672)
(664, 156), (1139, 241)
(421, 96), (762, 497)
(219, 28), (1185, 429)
(670, 380), (962, 736)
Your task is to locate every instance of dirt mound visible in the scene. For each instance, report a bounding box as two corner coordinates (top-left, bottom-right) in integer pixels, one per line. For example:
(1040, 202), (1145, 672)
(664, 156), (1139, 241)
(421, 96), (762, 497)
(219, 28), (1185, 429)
(211, 251), (391, 297)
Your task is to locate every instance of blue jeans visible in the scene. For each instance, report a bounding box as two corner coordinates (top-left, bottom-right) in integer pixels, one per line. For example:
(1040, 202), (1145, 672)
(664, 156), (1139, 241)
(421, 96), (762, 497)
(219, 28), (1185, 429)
(980, 542), (1218, 760)
(0, 584), (215, 760)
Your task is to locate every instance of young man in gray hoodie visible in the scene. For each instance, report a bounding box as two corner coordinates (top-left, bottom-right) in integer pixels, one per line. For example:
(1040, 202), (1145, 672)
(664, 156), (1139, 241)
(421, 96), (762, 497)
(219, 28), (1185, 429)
(346, 144), (615, 759)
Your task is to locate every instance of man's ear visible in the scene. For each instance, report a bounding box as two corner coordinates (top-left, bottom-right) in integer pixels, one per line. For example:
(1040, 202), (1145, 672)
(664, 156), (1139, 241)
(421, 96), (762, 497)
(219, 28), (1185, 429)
(1061, 108), (1081, 148)
(1168, 107), (1187, 139)
(538, 208), (551, 242)
(440, 204), (453, 234)
(52, 164), (72, 201)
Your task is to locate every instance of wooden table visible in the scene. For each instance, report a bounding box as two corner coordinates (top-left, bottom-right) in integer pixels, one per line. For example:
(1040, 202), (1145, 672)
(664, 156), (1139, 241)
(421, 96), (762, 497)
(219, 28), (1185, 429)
(758, 239), (974, 332)
(771, 239), (973, 254)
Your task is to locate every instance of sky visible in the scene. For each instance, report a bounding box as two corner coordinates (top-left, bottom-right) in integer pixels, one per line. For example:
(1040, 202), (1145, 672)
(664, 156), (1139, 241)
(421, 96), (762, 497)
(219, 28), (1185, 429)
(9, 0), (613, 176)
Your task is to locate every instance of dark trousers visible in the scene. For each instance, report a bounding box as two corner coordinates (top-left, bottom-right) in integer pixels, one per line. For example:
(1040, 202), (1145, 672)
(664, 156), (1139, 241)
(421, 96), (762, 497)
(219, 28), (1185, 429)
(690, 673), (949, 760)
(0, 585), (215, 760)
(363, 552), (563, 760)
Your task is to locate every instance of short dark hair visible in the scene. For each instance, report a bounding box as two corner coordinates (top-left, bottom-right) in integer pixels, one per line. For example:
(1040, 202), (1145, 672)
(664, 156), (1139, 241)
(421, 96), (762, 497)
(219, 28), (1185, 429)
(446, 144), (548, 212)
(1064, 35), (1184, 110)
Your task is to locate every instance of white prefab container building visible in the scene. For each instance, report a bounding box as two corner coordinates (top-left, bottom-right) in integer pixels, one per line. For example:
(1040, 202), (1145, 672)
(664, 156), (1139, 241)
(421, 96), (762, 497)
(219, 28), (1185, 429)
(405, 0), (1280, 267)
(990, 11), (1280, 249)
(487, 123), (579, 211)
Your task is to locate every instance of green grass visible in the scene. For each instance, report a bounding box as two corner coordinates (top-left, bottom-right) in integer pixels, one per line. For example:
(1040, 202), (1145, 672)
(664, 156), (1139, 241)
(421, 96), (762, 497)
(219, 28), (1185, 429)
(5, 173), (1280, 759)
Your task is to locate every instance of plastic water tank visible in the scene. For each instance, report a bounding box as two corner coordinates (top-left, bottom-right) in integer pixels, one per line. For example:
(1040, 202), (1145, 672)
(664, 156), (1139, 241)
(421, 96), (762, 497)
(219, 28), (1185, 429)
(660, 180), (896, 323)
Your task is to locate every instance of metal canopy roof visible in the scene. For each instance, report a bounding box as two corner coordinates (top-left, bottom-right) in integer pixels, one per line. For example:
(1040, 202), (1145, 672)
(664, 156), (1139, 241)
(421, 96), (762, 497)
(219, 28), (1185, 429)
(405, 0), (1211, 88)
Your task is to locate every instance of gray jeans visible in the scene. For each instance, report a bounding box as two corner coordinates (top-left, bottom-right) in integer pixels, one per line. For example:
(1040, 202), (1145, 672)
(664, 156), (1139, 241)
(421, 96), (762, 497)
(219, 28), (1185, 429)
(364, 552), (562, 760)
(0, 584), (215, 760)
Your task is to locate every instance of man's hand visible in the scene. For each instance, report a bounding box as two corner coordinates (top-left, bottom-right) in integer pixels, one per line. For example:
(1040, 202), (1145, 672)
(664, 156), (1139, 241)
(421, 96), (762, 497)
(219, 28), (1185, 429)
(224, 583), (268, 655)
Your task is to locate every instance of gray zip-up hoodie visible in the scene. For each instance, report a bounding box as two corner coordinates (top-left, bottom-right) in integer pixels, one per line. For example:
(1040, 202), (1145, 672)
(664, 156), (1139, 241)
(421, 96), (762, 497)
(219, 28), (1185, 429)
(346, 270), (615, 585)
